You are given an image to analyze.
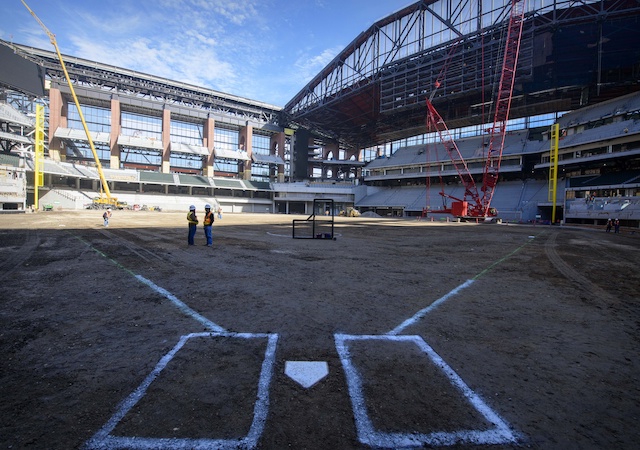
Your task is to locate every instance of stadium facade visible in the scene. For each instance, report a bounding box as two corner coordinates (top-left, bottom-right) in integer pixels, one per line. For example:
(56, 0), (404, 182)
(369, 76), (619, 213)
(1, 0), (639, 226)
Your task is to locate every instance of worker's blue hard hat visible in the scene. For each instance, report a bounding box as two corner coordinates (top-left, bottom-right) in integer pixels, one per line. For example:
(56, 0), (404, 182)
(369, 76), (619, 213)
(189, 205), (196, 211)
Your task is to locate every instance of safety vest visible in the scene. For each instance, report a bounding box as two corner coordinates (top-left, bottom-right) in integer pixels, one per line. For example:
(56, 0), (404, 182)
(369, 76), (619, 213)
(187, 211), (198, 225)
(203, 211), (214, 226)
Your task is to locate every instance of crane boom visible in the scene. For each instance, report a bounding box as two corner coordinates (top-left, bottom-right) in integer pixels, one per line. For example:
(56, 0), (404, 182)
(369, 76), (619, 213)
(480, 0), (526, 215)
(22, 0), (115, 205)
(426, 0), (526, 218)
(425, 101), (482, 214)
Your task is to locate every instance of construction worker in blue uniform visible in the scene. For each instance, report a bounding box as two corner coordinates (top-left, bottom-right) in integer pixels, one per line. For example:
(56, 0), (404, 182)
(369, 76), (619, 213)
(203, 204), (214, 246)
(187, 205), (198, 245)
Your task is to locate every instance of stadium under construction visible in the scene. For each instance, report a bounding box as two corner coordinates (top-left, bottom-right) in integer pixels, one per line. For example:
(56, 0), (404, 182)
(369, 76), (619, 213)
(1, 0), (640, 227)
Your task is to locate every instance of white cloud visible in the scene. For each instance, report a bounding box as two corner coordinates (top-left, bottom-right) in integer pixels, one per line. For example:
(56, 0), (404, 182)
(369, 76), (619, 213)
(184, 30), (217, 48)
(159, 0), (261, 28)
(294, 46), (343, 82)
(11, 30), (51, 51)
(70, 35), (237, 91)
(211, 1), (260, 25)
(68, 7), (146, 37)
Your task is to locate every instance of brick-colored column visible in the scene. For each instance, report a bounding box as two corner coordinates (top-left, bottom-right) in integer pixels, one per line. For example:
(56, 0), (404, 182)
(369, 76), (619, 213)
(323, 142), (338, 160)
(346, 148), (363, 178)
(203, 115), (215, 176)
(161, 106), (171, 173)
(110, 95), (120, 169)
(239, 123), (253, 180)
(48, 86), (67, 161)
(270, 132), (285, 182)
(324, 142), (338, 178)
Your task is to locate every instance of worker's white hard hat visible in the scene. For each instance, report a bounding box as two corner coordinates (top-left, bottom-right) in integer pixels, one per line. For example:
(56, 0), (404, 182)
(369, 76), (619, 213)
(189, 205), (196, 211)
(205, 204), (211, 209)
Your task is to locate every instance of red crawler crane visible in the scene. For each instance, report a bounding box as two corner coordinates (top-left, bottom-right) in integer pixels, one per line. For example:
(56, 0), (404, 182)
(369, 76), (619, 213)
(426, 0), (526, 219)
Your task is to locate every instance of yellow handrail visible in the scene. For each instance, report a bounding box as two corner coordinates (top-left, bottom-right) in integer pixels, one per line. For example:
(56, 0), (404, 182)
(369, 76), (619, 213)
(548, 123), (560, 223)
(34, 103), (44, 209)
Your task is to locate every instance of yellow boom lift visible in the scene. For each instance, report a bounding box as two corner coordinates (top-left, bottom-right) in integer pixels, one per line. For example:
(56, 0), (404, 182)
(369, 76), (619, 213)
(22, 0), (118, 209)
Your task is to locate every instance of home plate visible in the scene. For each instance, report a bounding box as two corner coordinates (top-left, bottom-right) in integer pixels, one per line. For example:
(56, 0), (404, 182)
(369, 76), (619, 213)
(285, 361), (329, 388)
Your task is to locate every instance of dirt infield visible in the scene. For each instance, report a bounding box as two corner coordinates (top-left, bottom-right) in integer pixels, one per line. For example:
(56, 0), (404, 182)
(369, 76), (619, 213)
(1, 210), (639, 449)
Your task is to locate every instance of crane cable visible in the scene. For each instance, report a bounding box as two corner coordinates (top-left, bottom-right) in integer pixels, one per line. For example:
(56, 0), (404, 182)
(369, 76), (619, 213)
(425, 5), (477, 211)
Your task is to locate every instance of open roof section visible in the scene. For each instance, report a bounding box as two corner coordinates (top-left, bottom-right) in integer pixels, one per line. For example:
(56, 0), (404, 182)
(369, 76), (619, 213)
(283, 0), (640, 150)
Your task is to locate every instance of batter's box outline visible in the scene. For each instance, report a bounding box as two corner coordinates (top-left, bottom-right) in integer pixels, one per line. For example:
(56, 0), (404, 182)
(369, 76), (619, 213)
(84, 331), (279, 450)
(334, 333), (519, 448)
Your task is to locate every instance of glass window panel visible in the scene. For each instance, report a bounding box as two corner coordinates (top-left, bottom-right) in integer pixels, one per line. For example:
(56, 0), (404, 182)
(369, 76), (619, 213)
(214, 127), (239, 150)
(171, 119), (203, 146)
(67, 104), (110, 133)
(170, 153), (202, 170)
(65, 141), (110, 162)
(121, 112), (162, 140)
(214, 159), (238, 173)
(120, 147), (162, 166)
(251, 164), (270, 181)
(252, 133), (270, 155)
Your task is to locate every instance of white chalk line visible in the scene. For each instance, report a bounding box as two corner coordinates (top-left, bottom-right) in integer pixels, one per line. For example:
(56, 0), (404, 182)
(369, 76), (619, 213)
(388, 278), (475, 335)
(389, 235), (537, 336)
(74, 234), (225, 333)
(84, 332), (279, 450)
(87, 236), (521, 447)
(334, 333), (518, 448)
(135, 275), (226, 333)
(83, 239), (279, 448)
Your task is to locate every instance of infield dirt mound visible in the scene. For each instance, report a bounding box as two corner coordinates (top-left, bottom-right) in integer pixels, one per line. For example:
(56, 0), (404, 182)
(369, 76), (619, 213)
(1, 211), (639, 449)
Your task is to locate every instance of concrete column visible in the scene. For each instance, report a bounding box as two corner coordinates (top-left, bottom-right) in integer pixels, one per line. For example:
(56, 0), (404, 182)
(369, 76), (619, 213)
(161, 106), (171, 173)
(110, 95), (121, 169)
(203, 115), (215, 176)
(48, 87), (66, 161)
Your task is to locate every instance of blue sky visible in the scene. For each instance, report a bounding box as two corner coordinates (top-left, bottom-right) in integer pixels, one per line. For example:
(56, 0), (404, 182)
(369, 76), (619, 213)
(1, 0), (412, 107)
